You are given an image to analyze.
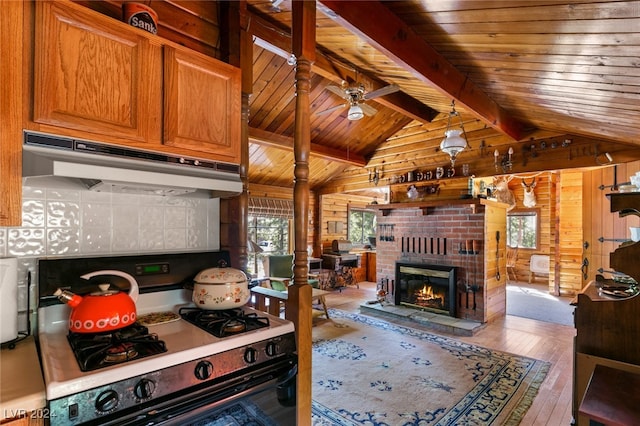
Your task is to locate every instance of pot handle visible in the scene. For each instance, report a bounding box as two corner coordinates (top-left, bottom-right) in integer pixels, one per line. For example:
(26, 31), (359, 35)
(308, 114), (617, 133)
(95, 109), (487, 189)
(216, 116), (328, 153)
(80, 270), (139, 303)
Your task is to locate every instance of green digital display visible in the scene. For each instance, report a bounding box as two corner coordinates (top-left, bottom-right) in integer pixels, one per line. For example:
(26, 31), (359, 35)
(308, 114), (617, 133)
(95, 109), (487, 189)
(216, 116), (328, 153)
(136, 263), (168, 275)
(143, 264), (162, 273)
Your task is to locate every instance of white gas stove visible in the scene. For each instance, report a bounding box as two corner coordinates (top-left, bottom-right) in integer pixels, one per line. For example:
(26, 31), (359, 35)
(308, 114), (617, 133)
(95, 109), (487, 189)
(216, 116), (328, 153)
(36, 252), (297, 426)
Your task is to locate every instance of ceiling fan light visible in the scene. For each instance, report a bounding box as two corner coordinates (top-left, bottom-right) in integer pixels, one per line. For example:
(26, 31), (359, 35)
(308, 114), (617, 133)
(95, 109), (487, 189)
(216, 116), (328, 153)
(347, 104), (364, 120)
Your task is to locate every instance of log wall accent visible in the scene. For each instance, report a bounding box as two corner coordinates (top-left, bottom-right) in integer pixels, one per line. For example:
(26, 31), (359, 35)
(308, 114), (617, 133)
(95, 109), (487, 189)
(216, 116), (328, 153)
(503, 173), (555, 288)
(556, 171), (584, 295)
(319, 193), (371, 251)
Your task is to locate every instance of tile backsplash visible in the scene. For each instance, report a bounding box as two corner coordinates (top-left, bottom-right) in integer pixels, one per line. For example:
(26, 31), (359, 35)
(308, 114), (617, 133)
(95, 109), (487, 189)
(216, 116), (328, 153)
(0, 184), (221, 334)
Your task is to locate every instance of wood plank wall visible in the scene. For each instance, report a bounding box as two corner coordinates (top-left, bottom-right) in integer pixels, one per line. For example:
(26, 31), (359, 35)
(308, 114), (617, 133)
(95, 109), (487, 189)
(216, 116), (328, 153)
(484, 203), (508, 323)
(239, 159), (640, 294)
(557, 171), (584, 295)
(319, 193), (372, 251)
(583, 160), (640, 285)
(475, 173), (556, 291)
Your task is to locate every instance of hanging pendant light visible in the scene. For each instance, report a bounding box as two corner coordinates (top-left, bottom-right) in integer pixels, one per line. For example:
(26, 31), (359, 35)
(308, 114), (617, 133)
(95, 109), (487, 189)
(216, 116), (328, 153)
(440, 101), (469, 167)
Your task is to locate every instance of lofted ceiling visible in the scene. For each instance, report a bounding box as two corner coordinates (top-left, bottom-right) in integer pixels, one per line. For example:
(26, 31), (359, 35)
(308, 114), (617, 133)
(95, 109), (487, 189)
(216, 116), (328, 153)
(245, 0), (640, 196)
(77, 0), (640, 197)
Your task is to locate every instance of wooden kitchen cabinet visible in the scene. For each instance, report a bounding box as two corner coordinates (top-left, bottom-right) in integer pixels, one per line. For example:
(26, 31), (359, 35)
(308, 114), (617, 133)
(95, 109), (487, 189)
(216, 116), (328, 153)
(32, 1), (162, 144)
(573, 192), (640, 425)
(0, 1), (23, 226)
(366, 251), (377, 282)
(163, 46), (241, 164)
(31, 1), (240, 164)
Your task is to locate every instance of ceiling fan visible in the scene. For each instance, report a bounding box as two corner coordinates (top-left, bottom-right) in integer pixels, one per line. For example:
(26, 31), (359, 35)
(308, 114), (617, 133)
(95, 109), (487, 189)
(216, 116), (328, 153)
(317, 82), (400, 120)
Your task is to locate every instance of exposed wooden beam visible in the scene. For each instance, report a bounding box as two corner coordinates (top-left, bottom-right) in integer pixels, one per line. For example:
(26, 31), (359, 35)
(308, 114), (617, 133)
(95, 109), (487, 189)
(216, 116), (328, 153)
(317, 0), (529, 141)
(249, 127), (367, 166)
(247, 9), (439, 123)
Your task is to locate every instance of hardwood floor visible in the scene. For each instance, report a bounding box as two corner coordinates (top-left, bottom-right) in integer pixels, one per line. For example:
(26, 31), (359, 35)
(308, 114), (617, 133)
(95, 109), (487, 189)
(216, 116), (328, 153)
(318, 281), (576, 425)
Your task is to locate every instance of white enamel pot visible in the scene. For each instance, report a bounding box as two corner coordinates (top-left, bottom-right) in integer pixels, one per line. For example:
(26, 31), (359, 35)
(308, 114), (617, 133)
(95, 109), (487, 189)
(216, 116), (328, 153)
(192, 261), (250, 310)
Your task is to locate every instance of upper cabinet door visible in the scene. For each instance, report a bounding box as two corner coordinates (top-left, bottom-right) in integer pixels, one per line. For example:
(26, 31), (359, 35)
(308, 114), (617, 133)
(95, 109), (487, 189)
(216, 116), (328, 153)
(33, 1), (162, 143)
(163, 46), (241, 164)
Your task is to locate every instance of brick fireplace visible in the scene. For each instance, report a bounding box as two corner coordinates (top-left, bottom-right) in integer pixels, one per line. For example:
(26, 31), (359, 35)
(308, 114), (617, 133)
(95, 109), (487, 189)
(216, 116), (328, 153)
(373, 199), (507, 323)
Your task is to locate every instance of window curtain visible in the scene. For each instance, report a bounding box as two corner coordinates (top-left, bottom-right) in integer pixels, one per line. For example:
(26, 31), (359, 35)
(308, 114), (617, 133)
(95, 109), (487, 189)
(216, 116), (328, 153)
(248, 197), (294, 218)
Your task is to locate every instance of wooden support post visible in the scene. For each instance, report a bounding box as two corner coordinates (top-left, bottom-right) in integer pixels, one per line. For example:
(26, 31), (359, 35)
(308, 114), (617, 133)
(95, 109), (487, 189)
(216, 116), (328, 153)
(289, 1), (316, 424)
(222, 1), (250, 271)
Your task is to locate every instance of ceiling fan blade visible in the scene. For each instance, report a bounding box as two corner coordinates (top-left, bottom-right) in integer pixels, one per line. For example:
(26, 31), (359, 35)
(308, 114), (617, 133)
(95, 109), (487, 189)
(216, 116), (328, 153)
(316, 103), (348, 116)
(325, 85), (350, 100)
(360, 103), (378, 116)
(363, 83), (400, 101)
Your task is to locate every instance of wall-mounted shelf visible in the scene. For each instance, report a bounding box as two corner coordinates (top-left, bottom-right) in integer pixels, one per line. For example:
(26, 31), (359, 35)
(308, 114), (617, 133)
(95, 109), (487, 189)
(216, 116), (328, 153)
(607, 192), (640, 218)
(606, 193), (640, 283)
(367, 197), (507, 216)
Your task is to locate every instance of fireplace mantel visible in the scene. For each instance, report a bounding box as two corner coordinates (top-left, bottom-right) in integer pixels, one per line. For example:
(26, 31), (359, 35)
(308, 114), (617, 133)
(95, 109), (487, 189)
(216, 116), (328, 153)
(368, 198), (508, 216)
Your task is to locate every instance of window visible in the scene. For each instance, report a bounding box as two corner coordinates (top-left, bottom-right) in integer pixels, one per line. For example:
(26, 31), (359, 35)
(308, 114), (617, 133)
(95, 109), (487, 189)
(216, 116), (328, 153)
(247, 215), (291, 277)
(348, 207), (376, 246)
(507, 209), (539, 249)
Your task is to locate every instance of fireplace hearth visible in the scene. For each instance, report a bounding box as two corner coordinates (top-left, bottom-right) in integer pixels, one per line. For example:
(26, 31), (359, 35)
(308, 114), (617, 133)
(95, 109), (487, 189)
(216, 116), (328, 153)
(395, 262), (457, 317)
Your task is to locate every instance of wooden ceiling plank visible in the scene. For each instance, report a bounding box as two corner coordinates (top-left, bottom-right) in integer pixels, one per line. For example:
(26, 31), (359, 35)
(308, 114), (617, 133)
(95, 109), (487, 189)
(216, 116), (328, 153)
(447, 51), (640, 69)
(246, 9), (439, 123)
(317, 0), (529, 141)
(480, 75), (640, 98)
(249, 127), (367, 166)
(435, 43), (638, 58)
(392, 1), (638, 23)
(410, 18), (640, 35)
(425, 32), (640, 46)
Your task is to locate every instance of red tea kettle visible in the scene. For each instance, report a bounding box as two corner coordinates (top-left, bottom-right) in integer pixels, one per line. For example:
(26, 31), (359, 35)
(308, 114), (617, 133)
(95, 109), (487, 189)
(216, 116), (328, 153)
(54, 270), (139, 333)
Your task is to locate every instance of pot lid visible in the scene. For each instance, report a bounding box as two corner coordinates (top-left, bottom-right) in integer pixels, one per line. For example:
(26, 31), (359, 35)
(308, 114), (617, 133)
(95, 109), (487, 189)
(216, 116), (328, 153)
(194, 260), (247, 284)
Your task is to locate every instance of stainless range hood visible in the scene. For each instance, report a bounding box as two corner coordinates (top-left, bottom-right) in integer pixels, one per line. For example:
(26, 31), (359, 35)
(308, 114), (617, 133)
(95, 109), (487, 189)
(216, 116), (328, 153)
(22, 132), (242, 198)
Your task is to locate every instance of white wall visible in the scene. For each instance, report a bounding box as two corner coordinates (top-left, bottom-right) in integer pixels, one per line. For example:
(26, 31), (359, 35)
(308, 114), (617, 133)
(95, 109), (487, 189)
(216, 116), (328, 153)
(0, 184), (221, 333)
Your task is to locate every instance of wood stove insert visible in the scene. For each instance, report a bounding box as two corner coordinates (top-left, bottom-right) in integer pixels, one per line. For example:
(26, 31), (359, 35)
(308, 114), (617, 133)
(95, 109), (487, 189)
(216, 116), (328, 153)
(395, 262), (457, 317)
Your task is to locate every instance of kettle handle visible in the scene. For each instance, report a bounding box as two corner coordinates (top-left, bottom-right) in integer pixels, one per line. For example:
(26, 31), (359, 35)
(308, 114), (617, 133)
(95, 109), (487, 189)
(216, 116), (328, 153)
(80, 270), (139, 303)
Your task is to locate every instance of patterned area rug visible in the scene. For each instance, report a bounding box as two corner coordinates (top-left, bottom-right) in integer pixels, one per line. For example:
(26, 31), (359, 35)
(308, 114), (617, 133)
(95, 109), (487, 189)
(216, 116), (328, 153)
(311, 310), (550, 425)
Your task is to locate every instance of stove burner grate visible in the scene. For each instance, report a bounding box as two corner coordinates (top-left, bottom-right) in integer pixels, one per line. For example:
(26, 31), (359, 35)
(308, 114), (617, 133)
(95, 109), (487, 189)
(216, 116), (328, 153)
(179, 307), (270, 337)
(68, 324), (167, 372)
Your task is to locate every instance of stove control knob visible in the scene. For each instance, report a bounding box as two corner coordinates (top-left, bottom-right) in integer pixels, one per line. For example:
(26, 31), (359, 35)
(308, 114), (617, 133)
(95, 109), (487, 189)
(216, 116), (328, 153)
(244, 347), (258, 364)
(134, 378), (156, 400)
(95, 389), (119, 413)
(195, 360), (214, 380)
(265, 341), (278, 357)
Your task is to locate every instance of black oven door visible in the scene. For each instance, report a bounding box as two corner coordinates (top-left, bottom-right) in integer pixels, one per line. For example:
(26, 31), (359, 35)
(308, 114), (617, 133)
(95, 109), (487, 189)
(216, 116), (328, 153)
(95, 356), (297, 426)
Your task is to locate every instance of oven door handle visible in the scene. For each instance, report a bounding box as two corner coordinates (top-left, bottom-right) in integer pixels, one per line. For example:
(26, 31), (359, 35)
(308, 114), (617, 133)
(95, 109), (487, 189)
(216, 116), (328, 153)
(100, 358), (297, 426)
(157, 376), (279, 425)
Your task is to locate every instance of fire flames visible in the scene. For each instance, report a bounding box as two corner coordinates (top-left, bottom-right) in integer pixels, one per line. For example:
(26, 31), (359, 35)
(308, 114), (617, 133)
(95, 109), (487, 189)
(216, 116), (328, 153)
(414, 285), (444, 308)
